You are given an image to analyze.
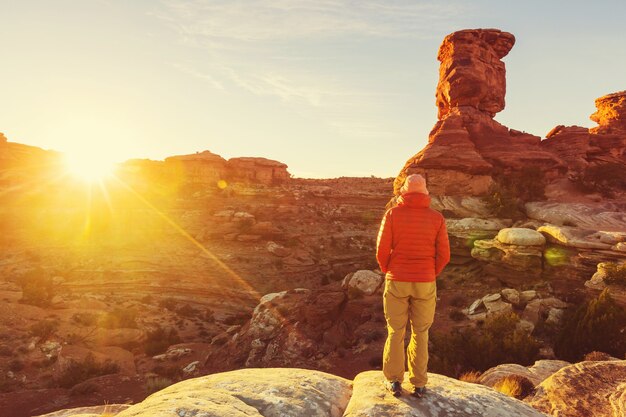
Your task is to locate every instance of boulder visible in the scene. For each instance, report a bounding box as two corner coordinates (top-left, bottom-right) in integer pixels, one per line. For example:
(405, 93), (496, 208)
(468, 298), (486, 315)
(343, 370), (546, 417)
(479, 360), (570, 388)
(496, 228), (546, 246)
(342, 270), (383, 296)
(471, 238), (543, 276)
(538, 225), (614, 250)
(501, 288), (520, 305)
(266, 241), (291, 257)
(527, 360), (626, 417)
(115, 368), (351, 417)
(519, 290), (537, 304)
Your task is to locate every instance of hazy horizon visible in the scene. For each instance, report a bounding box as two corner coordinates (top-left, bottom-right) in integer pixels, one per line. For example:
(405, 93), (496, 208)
(2, 0), (625, 178)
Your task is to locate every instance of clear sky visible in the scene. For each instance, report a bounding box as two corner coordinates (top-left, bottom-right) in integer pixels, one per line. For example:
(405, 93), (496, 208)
(1, 0), (625, 178)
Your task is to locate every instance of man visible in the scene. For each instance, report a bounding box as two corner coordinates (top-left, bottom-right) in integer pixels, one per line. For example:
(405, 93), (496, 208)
(376, 174), (450, 398)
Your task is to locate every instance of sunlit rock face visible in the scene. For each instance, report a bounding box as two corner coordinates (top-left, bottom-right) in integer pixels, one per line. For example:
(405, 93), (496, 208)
(395, 28), (565, 198)
(527, 360), (626, 417)
(436, 29), (515, 119)
(590, 90), (626, 135)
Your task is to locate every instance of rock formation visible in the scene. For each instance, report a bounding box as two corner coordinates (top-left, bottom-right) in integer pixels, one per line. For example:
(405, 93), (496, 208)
(32, 368), (549, 417)
(396, 28), (566, 199)
(527, 360), (626, 417)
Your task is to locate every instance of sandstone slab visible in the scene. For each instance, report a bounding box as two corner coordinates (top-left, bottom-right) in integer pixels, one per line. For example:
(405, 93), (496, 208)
(497, 228), (546, 246)
(116, 368), (352, 417)
(527, 360), (626, 417)
(343, 370), (546, 417)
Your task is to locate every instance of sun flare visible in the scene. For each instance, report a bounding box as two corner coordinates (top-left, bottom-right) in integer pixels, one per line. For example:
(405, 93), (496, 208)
(64, 151), (117, 182)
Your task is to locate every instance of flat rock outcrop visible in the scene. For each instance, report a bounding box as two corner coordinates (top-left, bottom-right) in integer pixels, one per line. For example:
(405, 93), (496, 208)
(115, 368), (352, 417)
(41, 369), (551, 417)
(344, 370), (547, 417)
(527, 360), (626, 417)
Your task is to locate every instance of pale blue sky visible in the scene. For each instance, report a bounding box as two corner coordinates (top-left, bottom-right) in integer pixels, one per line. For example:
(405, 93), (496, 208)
(1, 0), (625, 177)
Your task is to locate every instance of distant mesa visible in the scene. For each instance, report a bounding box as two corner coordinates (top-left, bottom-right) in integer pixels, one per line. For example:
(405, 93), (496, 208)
(161, 150), (290, 185)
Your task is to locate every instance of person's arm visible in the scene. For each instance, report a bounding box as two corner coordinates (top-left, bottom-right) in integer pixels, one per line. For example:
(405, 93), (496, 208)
(435, 217), (450, 276)
(376, 209), (393, 274)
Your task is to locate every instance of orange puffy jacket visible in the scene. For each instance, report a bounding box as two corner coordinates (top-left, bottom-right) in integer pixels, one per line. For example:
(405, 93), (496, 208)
(376, 192), (450, 282)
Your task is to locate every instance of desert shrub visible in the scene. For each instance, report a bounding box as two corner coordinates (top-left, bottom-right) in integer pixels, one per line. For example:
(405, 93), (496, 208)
(448, 310), (466, 322)
(430, 312), (540, 377)
(481, 184), (522, 219)
(33, 357), (56, 368)
(368, 356), (382, 368)
(176, 304), (197, 318)
(236, 217), (255, 232)
(574, 163), (626, 197)
(70, 380), (99, 396)
(0, 374), (23, 393)
(152, 364), (180, 379)
(449, 295), (466, 308)
(221, 312), (249, 326)
(9, 359), (24, 372)
(204, 309), (215, 323)
(554, 289), (626, 361)
(493, 374), (535, 399)
(29, 319), (60, 341)
(145, 377), (173, 394)
(583, 351), (614, 361)
(158, 297), (178, 311)
(99, 307), (138, 329)
(482, 167), (547, 218)
(603, 263), (626, 287)
(458, 371), (481, 383)
(16, 268), (55, 307)
(72, 312), (98, 327)
(362, 330), (384, 343)
(347, 286), (365, 300)
(141, 295), (154, 305)
(144, 325), (181, 356)
(57, 353), (120, 388)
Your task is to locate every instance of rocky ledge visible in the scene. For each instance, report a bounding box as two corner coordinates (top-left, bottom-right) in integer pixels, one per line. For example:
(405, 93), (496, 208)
(34, 368), (544, 417)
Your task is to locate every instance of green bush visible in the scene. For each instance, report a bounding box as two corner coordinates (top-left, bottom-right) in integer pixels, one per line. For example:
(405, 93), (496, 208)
(554, 289), (626, 361)
(481, 167), (547, 218)
(57, 353), (119, 388)
(430, 312), (540, 377)
(144, 326), (181, 356)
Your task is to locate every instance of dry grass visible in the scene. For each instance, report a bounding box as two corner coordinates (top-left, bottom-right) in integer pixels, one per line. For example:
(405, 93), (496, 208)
(493, 375), (535, 399)
(458, 371), (481, 383)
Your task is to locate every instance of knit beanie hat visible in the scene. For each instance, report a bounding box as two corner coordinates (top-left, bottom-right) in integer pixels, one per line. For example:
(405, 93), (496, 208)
(400, 174), (429, 195)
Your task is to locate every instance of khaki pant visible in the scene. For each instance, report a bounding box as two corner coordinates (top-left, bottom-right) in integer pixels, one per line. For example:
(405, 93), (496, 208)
(382, 279), (436, 387)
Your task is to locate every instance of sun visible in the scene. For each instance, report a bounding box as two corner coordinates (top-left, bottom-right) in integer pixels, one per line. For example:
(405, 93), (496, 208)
(64, 150), (117, 183)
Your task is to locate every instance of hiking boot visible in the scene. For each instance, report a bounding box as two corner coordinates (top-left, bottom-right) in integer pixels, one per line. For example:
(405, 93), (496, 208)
(411, 386), (426, 398)
(385, 380), (402, 397)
